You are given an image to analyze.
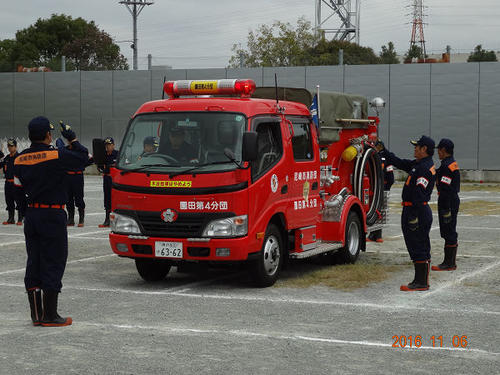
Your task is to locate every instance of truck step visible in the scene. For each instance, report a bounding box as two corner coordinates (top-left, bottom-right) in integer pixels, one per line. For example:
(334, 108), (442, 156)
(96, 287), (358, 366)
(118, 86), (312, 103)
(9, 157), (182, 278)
(290, 242), (343, 259)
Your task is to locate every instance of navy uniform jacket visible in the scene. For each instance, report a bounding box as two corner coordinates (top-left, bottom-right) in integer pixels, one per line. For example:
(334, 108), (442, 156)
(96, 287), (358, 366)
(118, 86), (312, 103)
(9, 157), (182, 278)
(381, 151), (436, 210)
(14, 142), (88, 205)
(65, 143), (91, 172)
(380, 155), (394, 191)
(436, 156), (460, 210)
(100, 150), (119, 174)
(1, 152), (19, 180)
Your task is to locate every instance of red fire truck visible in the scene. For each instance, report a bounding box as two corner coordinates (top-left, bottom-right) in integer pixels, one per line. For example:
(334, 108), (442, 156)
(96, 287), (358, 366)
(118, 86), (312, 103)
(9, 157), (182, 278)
(94, 79), (386, 287)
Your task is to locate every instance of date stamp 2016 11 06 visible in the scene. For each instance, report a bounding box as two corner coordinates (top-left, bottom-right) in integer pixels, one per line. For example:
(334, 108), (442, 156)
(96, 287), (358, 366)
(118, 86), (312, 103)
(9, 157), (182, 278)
(392, 335), (468, 348)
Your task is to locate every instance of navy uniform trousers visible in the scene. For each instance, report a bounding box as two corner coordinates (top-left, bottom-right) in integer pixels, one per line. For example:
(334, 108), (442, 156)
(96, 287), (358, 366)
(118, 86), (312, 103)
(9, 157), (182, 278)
(402, 204), (433, 261)
(66, 173), (85, 211)
(103, 175), (112, 211)
(24, 208), (68, 291)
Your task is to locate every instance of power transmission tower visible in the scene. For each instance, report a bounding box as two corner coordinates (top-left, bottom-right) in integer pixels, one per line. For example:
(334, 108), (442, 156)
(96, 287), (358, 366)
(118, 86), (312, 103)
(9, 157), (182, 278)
(119, 0), (154, 70)
(409, 0), (427, 59)
(315, 0), (361, 44)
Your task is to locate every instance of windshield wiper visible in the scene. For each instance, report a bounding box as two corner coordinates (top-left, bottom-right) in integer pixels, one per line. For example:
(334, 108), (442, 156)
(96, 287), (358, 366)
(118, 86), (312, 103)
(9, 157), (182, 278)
(168, 161), (235, 178)
(120, 163), (181, 175)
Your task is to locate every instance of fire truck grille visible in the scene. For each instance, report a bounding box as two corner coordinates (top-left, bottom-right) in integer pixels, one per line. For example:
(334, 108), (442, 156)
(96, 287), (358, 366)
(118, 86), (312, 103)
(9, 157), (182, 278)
(128, 211), (235, 238)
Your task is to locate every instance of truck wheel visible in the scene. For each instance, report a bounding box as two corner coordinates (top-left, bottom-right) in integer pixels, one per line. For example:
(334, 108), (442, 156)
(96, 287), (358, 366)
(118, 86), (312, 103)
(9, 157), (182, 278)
(135, 258), (171, 282)
(250, 223), (283, 287)
(336, 211), (362, 264)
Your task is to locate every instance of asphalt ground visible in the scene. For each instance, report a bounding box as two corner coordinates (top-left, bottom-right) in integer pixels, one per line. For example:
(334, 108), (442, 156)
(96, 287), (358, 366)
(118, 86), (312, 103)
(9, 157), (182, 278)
(0, 176), (498, 374)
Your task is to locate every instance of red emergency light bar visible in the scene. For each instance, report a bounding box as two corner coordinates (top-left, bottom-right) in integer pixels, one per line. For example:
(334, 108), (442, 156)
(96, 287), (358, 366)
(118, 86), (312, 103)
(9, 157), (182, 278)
(163, 79), (256, 98)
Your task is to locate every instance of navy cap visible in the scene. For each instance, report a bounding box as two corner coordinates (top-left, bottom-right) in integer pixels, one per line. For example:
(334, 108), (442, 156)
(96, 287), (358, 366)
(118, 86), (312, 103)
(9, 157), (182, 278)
(410, 135), (435, 151)
(437, 138), (454, 154)
(104, 137), (114, 145)
(143, 136), (158, 147)
(169, 126), (184, 134)
(7, 138), (17, 147)
(28, 116), (54, 138)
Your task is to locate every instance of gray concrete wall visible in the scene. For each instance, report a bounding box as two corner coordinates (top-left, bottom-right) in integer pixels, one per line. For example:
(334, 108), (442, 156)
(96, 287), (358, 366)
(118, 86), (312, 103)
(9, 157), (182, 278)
(1, 62), (499, 170)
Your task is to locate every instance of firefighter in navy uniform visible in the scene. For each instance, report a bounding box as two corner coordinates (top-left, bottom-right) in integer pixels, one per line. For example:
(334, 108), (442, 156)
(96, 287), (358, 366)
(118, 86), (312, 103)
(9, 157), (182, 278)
(367, 150), (394, 242)
(98, 137), (118, 228)
(1, 139), (27, 225)
(60, 128), (91, 227)
(378, 135), (436, 291)
(14, 117), (88, 326)
(432, 138), (460, 271)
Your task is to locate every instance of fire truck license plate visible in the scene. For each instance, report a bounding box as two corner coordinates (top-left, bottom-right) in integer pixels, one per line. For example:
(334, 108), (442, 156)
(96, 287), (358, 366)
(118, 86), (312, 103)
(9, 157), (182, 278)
(155, 241), (183, 258)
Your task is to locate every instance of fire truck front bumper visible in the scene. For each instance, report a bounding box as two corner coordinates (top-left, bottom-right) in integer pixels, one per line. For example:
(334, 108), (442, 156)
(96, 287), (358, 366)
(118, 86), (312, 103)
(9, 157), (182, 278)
(109, 233), (257, 261)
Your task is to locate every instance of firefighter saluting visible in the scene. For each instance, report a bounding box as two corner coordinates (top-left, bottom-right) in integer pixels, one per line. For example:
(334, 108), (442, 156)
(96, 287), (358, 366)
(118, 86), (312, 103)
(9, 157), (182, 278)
(1, 139), (27, 225)
(377, 135), (436, 291)
(98, 137), (118, 227)
(56, 125), (91, 227)
(14, 117), (89, 327)
(432, 138), (460, 271)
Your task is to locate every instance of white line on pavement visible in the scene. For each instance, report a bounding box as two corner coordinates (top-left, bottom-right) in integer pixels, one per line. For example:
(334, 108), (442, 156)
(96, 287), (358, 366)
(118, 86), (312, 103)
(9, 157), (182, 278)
(0, 254), (115, 276)
(365, 250), (500, 259)
(1, 280), (497, 316)
(71, 322), (498, 357)
(421, 259), (500, 298)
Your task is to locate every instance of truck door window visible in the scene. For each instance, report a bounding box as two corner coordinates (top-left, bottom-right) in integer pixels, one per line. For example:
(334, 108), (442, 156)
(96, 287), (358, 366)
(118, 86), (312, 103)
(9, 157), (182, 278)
(291, 121), (313, 161)
(252, 122), (283, 180)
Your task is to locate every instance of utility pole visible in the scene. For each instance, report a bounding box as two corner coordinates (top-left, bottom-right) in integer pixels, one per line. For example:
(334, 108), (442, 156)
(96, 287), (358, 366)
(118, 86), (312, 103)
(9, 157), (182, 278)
(315, 0), (361, 44)
(119, 0), (154, 70)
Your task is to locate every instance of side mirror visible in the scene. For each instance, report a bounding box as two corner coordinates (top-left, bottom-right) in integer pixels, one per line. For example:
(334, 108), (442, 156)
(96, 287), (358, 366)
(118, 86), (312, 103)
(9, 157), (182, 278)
(92, 138), (106, 166)
(242, 131), (258, 162)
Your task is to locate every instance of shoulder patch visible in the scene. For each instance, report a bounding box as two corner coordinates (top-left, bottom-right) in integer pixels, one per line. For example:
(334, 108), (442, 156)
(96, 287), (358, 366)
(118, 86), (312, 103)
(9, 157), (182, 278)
(448, 161), (459, 172)
(429, 165), (436, 175)
(441, 176), (452, 185)
(14, 150), (59, 165)
(386, 165), (394, 172)
(416, 177), (429, 188)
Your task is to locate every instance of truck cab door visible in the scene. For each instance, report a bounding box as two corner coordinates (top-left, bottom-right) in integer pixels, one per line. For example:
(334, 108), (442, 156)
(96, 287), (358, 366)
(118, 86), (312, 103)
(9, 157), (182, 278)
(287, 117), (320, 229)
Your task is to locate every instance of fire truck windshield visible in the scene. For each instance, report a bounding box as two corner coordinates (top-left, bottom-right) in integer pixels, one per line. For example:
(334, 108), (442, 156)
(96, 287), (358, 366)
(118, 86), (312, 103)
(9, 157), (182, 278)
(117, 112), (246, 174)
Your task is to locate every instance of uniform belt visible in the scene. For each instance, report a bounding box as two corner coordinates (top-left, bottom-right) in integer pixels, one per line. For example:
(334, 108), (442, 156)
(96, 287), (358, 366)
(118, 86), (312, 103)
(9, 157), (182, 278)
(402, 201), (428, 206)
(103, 174), (111, 176)
(28, 203), (66, 209)
(5, 179), (14, 182)
(67, 171), (83, 175)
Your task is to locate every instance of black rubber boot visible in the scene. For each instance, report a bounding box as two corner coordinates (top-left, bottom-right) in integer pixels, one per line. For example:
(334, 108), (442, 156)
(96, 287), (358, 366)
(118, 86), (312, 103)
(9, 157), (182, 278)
(400, 261), (429, 291)
(99, 210), (110, 228)
(40, 290), (72, 327)
(27, 288), (42, 326)
(3, 209), (15, 225)
(67, 207), (75, 226)
(432, 245), (457, 271)
(16, 211), (23, 226)
(77, 208), (85, 227)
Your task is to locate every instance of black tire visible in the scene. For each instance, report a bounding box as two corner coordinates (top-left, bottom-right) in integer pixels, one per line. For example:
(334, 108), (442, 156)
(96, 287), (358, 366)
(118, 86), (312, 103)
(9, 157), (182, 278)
(336, 211), (363, 264)
(250, 223), (284, 287)
(135, 258), (171, 282)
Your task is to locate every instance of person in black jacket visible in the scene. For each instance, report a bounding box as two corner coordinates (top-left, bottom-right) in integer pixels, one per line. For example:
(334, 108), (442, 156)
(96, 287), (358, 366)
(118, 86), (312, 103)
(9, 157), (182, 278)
(1, 139), (27, 225)
(432, 138), (460, 271)
(14, 117), (88, 326)
(98, 137), (118, 227)
(378, 135), (436, 291)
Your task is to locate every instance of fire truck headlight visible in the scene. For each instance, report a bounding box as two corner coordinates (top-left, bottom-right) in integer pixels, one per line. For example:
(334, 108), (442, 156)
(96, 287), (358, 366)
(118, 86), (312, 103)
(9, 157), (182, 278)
(110, 212), (141, 234)
(202, 215), (248, 238)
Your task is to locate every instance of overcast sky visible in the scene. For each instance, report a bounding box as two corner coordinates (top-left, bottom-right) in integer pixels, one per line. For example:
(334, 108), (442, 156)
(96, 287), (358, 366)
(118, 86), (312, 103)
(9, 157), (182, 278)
(1, 0), (499, 69)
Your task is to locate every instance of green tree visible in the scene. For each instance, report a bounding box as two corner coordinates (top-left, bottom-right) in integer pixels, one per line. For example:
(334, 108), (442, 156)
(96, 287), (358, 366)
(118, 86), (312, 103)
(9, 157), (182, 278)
(308, 39), (380, 65)
(467, 45), (498, 62)
(0, 14), (128, 71)
(229, 17), (382, 67)
(379, 42), (399, 64)
(404, 44), (423, 62)
(228, 17), (316, 68)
